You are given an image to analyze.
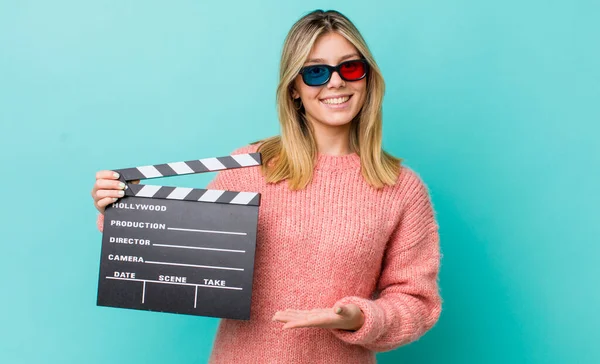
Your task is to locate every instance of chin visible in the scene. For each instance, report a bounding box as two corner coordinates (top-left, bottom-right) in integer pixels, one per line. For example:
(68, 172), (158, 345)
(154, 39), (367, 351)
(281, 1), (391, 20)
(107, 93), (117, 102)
(317, 117), (354, 127)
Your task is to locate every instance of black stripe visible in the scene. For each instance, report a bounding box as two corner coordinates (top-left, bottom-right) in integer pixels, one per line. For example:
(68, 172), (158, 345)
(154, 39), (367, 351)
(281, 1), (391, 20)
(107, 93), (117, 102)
(124, 183), (143, 196)
(219, 156), (241, 169)
(216, 191), (239, 204)
(185, 188), (206, 201)
(184, 160), (210, 173)
(115, 168), (146, 182)
(247, 194), (261, 206)
(248, 153), (262, 164)
(153, 186), (176, 199)
(154, 164), (178, 177)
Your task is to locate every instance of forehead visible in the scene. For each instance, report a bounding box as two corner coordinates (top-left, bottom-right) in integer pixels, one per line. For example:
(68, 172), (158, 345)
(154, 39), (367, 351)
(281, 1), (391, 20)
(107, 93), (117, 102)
(305, 32), (360, 64)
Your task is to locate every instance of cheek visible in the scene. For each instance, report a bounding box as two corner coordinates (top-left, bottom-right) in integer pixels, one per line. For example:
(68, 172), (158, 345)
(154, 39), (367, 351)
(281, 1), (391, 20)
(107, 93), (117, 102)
(352, 81), (368, 107)
(302, 88), (322, 102)
(353, 79), (367, 94)
(295, 76), (322, 101)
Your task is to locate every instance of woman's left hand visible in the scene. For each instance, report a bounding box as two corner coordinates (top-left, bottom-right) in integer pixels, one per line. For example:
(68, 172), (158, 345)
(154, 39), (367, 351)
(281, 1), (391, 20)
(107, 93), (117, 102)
(272, 304), (365, 331)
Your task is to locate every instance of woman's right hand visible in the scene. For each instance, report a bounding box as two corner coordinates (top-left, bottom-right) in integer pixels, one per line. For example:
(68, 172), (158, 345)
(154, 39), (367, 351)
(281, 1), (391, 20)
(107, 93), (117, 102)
(91, 170), (139, 214)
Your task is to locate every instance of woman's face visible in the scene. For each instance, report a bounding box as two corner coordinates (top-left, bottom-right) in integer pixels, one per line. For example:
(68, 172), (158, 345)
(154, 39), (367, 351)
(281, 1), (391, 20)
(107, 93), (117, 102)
(292, 32), (367, 131)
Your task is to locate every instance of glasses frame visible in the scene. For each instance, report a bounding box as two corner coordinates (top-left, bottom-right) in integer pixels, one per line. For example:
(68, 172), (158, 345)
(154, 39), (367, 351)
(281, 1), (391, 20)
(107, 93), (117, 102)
(298, 59), (369, 86)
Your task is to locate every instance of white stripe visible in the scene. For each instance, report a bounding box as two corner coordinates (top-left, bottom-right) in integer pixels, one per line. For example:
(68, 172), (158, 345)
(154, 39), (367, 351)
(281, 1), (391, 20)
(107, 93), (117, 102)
(229, 192), (257, 205)
(199, 157), (226, 171)
(137, 185), (162, 197)
(137, 165), (162, 178)
(232, 154), (259, 167)
(167, 187), (193, 200)
(168, 161), (194, 175)
(198, 189), (225, 202)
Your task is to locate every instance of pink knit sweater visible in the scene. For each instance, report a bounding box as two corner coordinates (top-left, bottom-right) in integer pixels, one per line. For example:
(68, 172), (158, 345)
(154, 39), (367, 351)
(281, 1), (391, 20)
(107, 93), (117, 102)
(96, 143), (442, 363)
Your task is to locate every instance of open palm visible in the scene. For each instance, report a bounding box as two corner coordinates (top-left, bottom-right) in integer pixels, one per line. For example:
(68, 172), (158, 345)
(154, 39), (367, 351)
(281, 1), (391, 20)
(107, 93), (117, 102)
(272, 304), (364, 331)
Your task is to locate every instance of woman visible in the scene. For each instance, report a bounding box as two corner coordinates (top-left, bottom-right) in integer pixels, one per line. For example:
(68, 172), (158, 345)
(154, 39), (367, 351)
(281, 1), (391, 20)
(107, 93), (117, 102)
(91, 9), (442, 363)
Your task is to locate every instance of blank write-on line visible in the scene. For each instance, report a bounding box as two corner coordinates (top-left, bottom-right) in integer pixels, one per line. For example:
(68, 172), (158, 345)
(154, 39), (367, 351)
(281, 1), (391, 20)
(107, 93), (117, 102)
(144, 260), (244, 271)
(152, 243), (246, 253)
(167, 227), (247, 236)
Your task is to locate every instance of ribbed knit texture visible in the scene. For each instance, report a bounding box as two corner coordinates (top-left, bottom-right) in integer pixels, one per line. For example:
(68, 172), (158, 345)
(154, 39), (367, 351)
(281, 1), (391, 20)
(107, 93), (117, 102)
(96, 143), (442, 364)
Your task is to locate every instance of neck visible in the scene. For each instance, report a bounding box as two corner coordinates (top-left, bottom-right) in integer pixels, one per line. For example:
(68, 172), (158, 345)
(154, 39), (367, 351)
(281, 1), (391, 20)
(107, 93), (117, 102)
(308, 118), (352, 156)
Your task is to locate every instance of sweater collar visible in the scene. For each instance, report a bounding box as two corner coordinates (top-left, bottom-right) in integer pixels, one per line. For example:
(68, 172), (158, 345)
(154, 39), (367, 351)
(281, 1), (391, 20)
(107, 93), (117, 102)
(315, 152), (361, 171)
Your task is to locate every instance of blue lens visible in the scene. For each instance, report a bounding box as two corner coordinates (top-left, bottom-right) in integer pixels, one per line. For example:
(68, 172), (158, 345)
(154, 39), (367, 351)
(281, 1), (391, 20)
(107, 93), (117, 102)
(302, 65), (330, 86)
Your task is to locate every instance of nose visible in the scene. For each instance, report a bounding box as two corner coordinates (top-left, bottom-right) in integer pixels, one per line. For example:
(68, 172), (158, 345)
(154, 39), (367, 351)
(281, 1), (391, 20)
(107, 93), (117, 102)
(327, 70), (345, 88)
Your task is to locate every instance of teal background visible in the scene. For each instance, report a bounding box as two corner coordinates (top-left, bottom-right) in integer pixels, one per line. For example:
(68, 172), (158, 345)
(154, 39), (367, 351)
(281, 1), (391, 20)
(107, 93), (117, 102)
(1, 0), (598, 363)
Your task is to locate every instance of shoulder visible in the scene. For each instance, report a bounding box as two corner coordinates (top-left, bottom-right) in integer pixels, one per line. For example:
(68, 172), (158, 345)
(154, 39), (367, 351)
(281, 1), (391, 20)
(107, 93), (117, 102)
(212, 142), (264, 191)
(396, 164), (423, 186)
(394, 164), (434, 208)
(229, 142), (260, 155)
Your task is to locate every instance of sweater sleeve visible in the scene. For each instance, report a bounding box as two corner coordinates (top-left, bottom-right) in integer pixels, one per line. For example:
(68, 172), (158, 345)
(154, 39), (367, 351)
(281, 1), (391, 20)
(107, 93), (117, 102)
(329, 170), (442, 352)
(96, 213), (105, 233)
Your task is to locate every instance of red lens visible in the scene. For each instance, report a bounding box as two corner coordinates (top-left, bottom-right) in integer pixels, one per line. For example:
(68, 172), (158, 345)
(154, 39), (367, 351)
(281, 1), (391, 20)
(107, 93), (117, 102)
(339, 60), (366, 80)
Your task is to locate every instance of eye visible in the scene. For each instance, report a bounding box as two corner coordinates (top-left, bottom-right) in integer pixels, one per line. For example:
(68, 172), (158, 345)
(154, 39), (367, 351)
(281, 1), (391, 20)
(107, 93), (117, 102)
(341, 62), (358, 71)
(307, 66), (326, 76)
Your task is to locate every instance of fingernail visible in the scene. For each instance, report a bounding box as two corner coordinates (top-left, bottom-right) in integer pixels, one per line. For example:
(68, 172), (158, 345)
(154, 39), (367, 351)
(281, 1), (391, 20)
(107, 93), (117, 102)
(112, 198), (118, 202)
(118, 182), (125, 189)
(118, 190), (124, 197)
(113, 172), (120, 179)
(335, 307), (342, 314)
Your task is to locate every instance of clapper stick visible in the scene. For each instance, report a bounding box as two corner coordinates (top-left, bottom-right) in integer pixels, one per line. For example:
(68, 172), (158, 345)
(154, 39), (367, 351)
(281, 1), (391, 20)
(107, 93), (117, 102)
(115, 152), (262, 205)
(97, 152), (262, 320)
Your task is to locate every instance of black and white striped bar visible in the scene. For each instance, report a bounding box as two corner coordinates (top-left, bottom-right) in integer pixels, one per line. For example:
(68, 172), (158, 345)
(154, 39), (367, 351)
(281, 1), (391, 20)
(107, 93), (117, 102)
(124, 184), (260, 206)
(114, 152), (261, 182)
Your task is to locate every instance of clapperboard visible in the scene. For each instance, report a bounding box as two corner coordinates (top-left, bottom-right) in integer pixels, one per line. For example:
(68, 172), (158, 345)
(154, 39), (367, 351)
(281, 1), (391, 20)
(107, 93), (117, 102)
(97, 152), (261, 320)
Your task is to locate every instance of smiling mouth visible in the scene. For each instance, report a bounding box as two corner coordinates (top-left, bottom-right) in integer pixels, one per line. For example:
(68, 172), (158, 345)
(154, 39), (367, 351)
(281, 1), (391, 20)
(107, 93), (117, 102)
(320, 95), (352, 105)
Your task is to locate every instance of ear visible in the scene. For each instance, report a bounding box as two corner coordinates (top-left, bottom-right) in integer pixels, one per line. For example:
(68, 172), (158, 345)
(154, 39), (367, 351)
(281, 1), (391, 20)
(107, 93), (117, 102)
(291, 88), (300, 99)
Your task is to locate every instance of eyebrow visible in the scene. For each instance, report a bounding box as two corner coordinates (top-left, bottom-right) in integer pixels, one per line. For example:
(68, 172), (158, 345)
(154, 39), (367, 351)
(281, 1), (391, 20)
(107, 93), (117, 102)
(305, 53), (361, 65)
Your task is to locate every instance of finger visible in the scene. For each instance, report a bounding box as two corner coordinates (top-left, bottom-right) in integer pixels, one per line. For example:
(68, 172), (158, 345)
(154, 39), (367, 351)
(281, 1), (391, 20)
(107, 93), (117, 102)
(339, 303), (362, 318)
(283, 308), (330, 314)
(277, 309), (335, 322)
(276, 312), (335, 327)
(273, 311), (304, 322)
(95, 179), (126, 191)
(95, 189), (125, 201)
(274, 311), (319, 325)
(282, 316), (337, 329)
(96, 197), (119, 209)
(285, 308), (321, 314)
(96, 170), (121, 180)
(283, 321), (318, 329)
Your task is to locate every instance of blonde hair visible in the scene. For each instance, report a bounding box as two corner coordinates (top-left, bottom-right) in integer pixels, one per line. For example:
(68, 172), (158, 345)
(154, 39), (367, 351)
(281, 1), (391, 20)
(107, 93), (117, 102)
(254, 9), (402, 190)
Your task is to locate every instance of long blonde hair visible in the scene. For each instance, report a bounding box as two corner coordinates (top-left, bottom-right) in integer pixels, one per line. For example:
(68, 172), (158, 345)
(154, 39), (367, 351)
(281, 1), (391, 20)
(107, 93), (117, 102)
(254, 9), (402, 190)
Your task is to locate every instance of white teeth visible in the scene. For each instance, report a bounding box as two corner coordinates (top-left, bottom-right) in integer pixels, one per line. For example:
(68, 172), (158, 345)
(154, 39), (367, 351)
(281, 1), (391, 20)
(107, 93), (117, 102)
(321, 96), (350, 105)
